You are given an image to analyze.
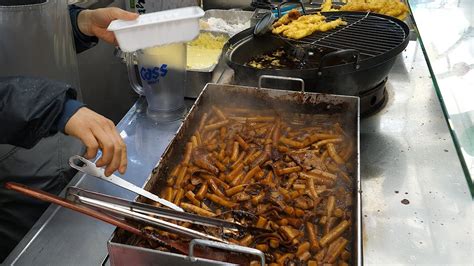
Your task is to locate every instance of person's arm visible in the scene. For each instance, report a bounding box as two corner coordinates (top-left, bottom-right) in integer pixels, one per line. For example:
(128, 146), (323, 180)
(0, 76), (78, 148)
(69, 5), (138, 53)
(64, 107), (128, 176)
(69, 5), (99, 53)
(0, 77), (127, 175)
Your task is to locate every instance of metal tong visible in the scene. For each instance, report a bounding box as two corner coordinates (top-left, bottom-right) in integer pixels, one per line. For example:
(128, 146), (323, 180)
(4, 182), (265, 265)
(68, 155), (183, 212)
(66, 187), (269, 244)
(66, 187), (228, 243)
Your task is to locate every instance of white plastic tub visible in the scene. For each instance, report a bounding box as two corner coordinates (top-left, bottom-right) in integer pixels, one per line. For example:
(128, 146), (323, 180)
(108, 6), (205, 52)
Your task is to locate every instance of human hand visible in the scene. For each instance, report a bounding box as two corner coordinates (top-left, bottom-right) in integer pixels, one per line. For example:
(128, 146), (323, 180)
(77, 7), (138, 45)
(65, 107), (127, 176)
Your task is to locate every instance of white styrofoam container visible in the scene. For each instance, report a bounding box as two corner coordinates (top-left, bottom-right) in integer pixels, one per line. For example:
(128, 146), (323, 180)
(108, 6), (205, 52)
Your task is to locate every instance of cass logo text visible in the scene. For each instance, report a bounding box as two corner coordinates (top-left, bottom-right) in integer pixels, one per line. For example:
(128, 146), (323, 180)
(140, 64), (168, 85)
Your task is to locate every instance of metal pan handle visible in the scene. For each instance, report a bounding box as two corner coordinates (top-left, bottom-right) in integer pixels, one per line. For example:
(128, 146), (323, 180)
(318, 49), (360, 75)
(188, 239), (265, 265)
(258, 75), (305, 93)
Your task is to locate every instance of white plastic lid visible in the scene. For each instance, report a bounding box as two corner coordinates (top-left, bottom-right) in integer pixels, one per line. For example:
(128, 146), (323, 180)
(108, 6), (205, 32)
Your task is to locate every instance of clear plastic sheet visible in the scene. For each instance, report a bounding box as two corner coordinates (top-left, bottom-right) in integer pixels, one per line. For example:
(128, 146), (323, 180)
(0, 4), (84, 257)
(0, 0), (81, 95)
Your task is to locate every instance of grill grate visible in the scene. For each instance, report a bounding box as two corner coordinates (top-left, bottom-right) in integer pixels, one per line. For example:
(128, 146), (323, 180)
(279, 12), (408, 59)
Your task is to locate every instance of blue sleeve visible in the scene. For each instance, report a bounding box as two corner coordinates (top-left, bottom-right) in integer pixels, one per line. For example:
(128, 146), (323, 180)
(69, 5), (99, 54)
(54, 99), (86, 133)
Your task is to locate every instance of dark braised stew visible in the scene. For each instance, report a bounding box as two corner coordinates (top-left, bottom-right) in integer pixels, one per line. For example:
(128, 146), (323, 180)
(127, 106), (355, 265)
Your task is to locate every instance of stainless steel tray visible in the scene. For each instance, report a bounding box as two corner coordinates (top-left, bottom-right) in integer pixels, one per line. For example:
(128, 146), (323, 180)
(185, 31), (229, 98)
(109, 76), (362, 265)
(185, 62), (226, 99)
(185, 9), (254, 98)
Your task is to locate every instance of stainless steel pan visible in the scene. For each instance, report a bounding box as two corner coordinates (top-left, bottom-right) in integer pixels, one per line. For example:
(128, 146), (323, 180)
(109, 75), (362, 265)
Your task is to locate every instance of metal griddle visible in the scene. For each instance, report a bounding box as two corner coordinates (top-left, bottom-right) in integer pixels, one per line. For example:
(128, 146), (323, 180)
(285, 12), (408, 59)
(225, 11), (410, 96)
(107, 76), (362, 265)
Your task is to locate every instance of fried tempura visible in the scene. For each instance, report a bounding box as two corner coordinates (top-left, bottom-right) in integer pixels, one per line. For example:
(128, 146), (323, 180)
(339, 0), (409, 20)
(273, 9), (302, 28)
(272, 11), (347, 40)
(284, 18), (347, 39)
(321, 0), (337, 12)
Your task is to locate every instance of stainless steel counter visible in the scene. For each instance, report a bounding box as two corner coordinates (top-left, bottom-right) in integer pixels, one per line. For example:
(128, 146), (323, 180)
(361, 41), (473, 265)
(5, 40), (473, 265)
